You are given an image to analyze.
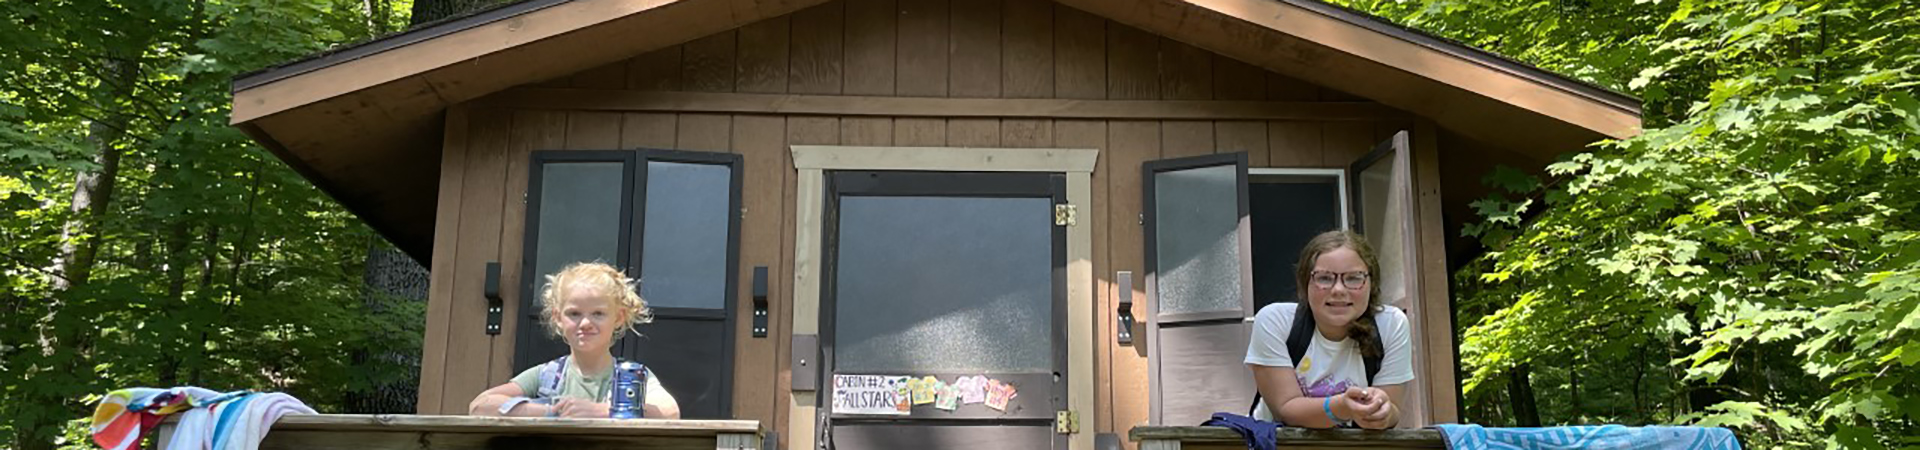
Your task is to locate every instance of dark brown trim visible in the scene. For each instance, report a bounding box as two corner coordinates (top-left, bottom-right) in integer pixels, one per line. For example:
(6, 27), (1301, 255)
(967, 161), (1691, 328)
(239, 122), (432, 264)
(475, 88), (1411, 121)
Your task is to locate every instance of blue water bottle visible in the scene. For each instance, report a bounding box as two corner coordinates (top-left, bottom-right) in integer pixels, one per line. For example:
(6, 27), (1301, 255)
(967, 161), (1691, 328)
(610, 362), (647, 419)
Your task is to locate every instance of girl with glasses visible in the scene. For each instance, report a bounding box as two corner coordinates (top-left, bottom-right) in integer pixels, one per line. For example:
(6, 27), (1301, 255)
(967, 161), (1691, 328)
(1244, 230), (1412, 429)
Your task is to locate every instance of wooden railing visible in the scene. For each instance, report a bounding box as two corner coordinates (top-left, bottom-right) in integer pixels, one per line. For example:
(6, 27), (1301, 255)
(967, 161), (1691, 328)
(1131, 425), (1444, 449)
(156, 414), (763, 450)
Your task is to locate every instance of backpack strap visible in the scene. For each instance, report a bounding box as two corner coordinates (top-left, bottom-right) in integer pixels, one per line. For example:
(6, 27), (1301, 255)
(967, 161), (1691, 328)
(537, 355), (568, 399)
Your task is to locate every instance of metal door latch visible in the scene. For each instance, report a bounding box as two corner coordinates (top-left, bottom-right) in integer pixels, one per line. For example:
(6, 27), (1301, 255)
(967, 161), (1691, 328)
(1054, 204), (1078, 226)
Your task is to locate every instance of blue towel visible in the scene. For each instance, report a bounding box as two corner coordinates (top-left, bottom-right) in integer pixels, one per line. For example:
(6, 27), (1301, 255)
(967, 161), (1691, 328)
(1201, 412), (1282, 450)
(1432, 424), (1742, 450)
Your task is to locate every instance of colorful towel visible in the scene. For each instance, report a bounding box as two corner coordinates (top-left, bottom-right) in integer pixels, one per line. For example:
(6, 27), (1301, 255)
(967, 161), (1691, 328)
(90, 387), (313, 450)
(1433, 424), (1742, 450)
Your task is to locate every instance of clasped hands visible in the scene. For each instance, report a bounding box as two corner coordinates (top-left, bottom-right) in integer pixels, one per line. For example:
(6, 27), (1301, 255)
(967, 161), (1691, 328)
(1334, 386), (1396, 429)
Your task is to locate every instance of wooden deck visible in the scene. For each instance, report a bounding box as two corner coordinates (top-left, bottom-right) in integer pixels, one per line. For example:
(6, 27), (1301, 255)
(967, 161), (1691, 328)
(1131, 425), (1444, 449)
(157, 414), (763, 450)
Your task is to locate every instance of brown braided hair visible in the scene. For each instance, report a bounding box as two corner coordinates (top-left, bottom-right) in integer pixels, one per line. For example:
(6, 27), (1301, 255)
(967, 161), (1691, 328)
(1292, 230), (1384, 358)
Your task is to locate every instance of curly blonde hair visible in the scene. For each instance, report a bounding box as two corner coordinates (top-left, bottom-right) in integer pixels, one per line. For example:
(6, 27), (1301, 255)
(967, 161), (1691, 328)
(539, 262), (652, 340)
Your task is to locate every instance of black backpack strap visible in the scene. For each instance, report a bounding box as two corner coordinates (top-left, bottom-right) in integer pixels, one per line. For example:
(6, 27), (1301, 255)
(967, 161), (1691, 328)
(1250, 303), (1319, 415)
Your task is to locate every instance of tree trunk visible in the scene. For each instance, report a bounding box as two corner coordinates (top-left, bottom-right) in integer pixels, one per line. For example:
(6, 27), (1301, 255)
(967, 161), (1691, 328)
(50, 56), (137, 290)
(408, 0), (512, 27)
(368, 0), (394, 35)
(1507, 363), (1541, 427)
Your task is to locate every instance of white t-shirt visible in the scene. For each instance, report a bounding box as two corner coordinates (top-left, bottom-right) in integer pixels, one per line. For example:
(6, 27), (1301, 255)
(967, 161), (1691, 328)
(1244, 302), (1414, 421)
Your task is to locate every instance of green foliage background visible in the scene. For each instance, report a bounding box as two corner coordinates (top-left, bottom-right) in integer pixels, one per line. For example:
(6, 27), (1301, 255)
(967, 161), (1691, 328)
(1323, 0), (1919, 447)
(0, 1), (423, 449)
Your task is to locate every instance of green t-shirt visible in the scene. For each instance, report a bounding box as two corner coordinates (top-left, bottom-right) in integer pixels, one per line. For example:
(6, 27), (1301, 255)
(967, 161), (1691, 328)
(510, 358), (668, 404)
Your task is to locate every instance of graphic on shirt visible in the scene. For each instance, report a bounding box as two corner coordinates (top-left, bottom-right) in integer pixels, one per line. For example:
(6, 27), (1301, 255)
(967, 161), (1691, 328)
(1299, 376), (1354, 398)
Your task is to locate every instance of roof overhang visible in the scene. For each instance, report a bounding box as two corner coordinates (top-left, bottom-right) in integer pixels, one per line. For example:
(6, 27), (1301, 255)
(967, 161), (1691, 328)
(231, 0), (1640, 263)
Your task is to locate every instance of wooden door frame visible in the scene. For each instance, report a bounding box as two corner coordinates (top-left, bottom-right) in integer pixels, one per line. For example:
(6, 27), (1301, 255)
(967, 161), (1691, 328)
(789, 146), (1098, 450)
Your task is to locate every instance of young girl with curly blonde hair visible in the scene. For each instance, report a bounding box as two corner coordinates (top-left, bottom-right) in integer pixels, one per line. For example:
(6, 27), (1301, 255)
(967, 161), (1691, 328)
(468, 262), (682, 418)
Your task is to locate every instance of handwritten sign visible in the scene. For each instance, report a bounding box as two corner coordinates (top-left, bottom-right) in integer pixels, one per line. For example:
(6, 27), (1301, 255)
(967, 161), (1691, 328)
(833, 375), (910, 415)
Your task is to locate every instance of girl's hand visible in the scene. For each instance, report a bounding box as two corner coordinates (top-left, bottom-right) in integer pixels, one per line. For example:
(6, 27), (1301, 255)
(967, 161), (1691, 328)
(1347, 387), (1395, 429)
(552, 398), (611, 418)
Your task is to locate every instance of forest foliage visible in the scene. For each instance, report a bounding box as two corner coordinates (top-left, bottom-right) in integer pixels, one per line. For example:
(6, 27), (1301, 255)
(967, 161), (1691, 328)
(1326, 0), (1919, 447)
(0, 1), (432, 449)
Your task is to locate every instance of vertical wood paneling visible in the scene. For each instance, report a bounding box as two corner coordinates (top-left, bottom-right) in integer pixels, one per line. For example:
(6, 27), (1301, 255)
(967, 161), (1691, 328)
(1107, 120), (1157, 443)
(419, 106), (472, 414)
(844, 0), (896, 144)
(893, 119), (946, 146)
(623, 114), (679, 149)
(1159, 39), (1211, 101)
(896, 0), (952, 149)
(1268, 122), (1323, 167)
(1160, 39), (1211, 159)
(628, 46), (683, 91)
(441, 109), (512, 414)
(950, 0), (1002, 98)
(1161, 121), (1212, 158)
(567, 112), (623, 149)
(1002, 119), (1052, 147)
(1003, 0), (1053, 99)
(676, 114), (733, 151)
(1322, 122), (1375, 166)
(844, 0), (896, 96)
(494, 111), (568, 385)
(1212, 55), (1266, 101)
(1216, 121), (1267, 164)
(1265, 72), (1317, 102)
(896, 0), (949, 97)
(947, 119), (1001, 146)
(789, 3), (844, 95)
(949, 0), (1001, 145)
(737, 17), (792, 94)
(684, 31), (740, 93)
(1053, 5), (1104, 100)
(733, 114), (787, 425)
(841, 117), (894, 146)
(1107, 25), (1158, 101)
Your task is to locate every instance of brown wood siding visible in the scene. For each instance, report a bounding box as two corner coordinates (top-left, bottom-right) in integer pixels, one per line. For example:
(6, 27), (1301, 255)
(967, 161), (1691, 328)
(420, 0), (1446, 447)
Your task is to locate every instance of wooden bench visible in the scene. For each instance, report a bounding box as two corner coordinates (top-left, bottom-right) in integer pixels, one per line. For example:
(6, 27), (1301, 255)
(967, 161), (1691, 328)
(1131, 425), (1444, 449)
(156, 414), (763, 450)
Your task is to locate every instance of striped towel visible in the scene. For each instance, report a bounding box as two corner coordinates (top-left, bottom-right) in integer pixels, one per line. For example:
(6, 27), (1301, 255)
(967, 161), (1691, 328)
(1432, 424), (1742, 450)
(90, 387), (313, 450)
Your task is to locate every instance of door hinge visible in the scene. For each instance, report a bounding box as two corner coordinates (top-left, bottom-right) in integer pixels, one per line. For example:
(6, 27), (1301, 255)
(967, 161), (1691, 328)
(1055, 410), (1080, 434)
(1054, 204), (1077, 226)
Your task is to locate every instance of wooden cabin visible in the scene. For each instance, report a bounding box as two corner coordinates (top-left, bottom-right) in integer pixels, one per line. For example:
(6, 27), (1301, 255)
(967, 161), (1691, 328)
(229, 0), (1640, 448)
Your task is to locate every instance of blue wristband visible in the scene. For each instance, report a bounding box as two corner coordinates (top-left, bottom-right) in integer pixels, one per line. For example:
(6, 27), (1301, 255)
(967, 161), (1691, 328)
(1322, 397), (1339, 425)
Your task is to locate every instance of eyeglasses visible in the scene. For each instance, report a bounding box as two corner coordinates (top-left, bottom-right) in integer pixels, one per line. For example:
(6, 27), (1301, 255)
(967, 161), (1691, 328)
(1310, 271), (1370, 290)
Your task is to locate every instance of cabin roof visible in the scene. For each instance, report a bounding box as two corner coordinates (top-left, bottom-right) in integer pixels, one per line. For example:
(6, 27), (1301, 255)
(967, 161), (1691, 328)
(231, 0), (1642, 263)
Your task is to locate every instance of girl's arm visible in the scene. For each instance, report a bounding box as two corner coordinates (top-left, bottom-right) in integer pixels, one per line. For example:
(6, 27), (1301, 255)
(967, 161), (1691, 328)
(644, 379), (682, 419)
(1249, 364), (1359, 428)
(468, 383), (552, 417)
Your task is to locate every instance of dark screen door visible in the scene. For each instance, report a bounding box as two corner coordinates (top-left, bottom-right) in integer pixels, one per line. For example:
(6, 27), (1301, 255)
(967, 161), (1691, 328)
(820, 171), (1067, 450)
